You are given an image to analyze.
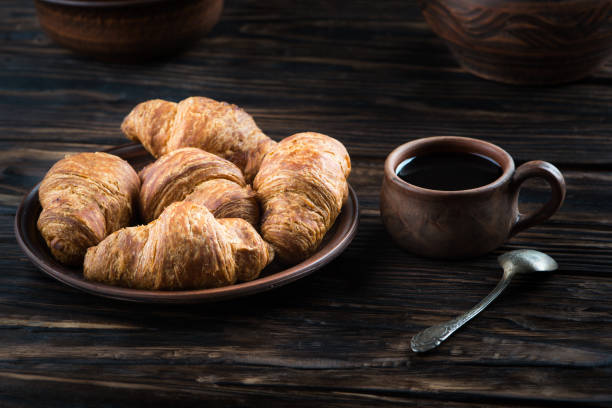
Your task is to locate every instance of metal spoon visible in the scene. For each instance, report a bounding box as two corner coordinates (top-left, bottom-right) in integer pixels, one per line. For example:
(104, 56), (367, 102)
(410, 249), (558, 353)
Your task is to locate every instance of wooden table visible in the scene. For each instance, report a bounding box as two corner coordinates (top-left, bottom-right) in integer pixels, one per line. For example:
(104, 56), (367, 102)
(2, 1), (612, 406)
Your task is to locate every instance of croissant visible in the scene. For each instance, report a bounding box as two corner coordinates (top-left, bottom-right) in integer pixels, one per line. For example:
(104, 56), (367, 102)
(138, 147), (259, 225)
(121, 96), (277, 181)
(37, 152), (140, 266)
(83, 201), (274, 290)
(254, 132), (351, 263)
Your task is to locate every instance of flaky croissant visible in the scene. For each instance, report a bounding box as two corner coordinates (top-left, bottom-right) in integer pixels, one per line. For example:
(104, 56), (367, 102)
(254, 132), (351, 263)
(121, 96), (277, 181)
(139, 147), (259, 225)
(84, 201), (274, 290)
(37, 152), (140, 266)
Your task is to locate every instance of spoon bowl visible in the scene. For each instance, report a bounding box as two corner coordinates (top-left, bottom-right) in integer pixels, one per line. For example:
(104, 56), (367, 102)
(498, 249), (558, 275)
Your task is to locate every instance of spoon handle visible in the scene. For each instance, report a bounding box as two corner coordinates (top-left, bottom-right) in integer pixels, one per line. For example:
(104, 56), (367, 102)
(411, 273), (513, 352)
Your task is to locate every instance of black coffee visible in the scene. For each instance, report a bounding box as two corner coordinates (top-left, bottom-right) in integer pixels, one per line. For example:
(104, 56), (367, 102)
(396, 152), (502, 191)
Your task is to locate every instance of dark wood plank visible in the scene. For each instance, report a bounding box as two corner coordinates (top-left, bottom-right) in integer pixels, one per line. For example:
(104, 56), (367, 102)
(1, 373), (571, 408)
(1, 163), (612, 405)
(2, 0), (612, 165)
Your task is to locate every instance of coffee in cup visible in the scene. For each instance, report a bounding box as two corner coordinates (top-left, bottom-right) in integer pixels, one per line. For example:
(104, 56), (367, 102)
(380, 136), (566, 259)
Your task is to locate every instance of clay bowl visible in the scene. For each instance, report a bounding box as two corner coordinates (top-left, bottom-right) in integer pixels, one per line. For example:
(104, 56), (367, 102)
(14, 143), (359, 303)
(419, 0), (612, 84)
(34, 0), (224, 61)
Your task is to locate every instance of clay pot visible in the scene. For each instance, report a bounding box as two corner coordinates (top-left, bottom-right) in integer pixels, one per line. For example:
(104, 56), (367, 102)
(419, 0), (612, 84)
(35, 0), (224, 62)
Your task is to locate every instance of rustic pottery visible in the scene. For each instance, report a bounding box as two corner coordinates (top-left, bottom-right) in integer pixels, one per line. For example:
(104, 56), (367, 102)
(419, 0), (612, 84)
(380, 136), (566, 259)
(34, 0), (224, 61)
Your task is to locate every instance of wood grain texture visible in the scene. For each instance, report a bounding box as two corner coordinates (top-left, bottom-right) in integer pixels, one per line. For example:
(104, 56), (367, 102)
(1, 0), (612, 406)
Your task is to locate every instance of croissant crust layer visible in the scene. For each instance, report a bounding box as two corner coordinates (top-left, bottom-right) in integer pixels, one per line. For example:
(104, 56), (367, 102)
(37, 152), (140, 266)
(122, 97), (277, 181)
(138, 147), (258, 225)
(84, 201), (274, 290)
(254, 132), (351, 263)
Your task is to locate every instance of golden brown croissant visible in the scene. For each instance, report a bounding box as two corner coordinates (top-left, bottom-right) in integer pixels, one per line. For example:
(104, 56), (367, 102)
(83, 201), (274, 290)
(121, 96), (277, 181)
(138, 147), (259, 225)
(253, 132), (351, 263)
(37, 152), (140, 266)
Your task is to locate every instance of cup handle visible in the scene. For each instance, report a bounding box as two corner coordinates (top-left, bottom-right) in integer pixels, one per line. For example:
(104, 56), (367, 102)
(509, 160), (566, 237)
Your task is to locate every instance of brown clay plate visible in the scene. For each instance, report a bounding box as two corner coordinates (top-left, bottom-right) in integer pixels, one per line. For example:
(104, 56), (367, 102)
(14, 143), (359, 303)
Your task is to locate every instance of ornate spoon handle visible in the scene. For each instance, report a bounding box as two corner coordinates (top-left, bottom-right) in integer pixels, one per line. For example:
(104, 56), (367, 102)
(411, 272), (513, 352)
